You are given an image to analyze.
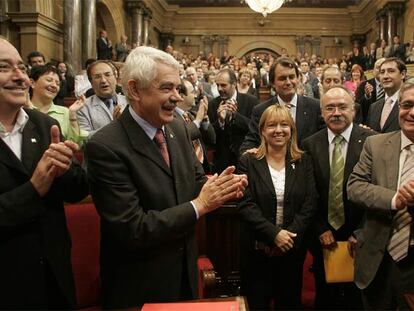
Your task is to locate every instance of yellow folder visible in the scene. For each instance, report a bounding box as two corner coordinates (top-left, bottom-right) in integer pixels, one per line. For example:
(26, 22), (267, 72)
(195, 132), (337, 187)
(323, 241), (354, 283)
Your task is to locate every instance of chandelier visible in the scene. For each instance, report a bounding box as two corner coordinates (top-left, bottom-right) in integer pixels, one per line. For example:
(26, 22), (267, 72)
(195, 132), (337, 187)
(245, 0), (288, 17)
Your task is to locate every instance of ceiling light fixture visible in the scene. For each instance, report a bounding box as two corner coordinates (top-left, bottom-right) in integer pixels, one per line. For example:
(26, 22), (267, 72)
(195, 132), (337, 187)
(245, 0), (288, 17)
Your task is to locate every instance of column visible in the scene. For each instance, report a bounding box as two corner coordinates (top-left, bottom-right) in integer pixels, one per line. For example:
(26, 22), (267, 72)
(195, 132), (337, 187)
(376, 10), (386, 41)
(311, 37), (321, 56)
(126, 0), (145, 46)
(201, 35), (215, 58)
(143, 9), (152, 46)
(64, 0), (82, 73)
(295, 36), (305, 55)
(217, 35), (229, 58)
(386, 9), (394, 46)
(0, 0), (9, 38)
(82, 0), (96, 67)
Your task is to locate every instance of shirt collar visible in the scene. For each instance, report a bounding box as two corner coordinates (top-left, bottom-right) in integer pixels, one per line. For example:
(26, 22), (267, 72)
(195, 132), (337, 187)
(128, 105), (164, 140)
(32, 102), (64, 115)
(401, 131), (414, 151)
(385, 90), (400, 103)
(277, 93), (298, 107)
(0, 108), (29, 135)
(327, 122), (353, 144)
(175, 107), (185, 117)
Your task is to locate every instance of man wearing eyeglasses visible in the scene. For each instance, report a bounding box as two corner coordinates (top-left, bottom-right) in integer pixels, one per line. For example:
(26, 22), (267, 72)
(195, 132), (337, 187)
(0, 38), (89, 308)
(348, 80), (414, 310)
(302, 86), (374, 309)
(77, 60), (127, 139)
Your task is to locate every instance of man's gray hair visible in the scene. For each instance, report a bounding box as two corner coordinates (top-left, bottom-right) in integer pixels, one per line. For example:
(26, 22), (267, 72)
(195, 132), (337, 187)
(122, 46), (180, 99)
(399, 78), (414, 102)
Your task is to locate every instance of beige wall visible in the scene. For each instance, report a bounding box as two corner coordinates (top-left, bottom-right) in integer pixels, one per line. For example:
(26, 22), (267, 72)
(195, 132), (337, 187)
(4, 0), (413, 64)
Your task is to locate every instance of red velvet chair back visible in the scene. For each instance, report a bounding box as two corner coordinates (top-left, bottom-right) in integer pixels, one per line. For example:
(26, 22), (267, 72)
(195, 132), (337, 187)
(64, 203), (101, 309)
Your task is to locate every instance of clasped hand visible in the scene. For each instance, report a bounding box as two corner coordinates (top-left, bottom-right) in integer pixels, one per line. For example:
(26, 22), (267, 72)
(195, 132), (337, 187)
(30, 125), (78, 197)
(193, 166), (248, 217)
(395, 180), (414, 210)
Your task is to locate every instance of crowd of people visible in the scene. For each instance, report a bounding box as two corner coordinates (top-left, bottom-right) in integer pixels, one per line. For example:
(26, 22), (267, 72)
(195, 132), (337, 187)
(1, 29), (414, 310)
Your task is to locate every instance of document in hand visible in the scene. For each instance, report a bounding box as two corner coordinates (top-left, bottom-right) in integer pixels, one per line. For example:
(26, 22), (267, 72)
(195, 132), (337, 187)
(323, 241), (354, 283)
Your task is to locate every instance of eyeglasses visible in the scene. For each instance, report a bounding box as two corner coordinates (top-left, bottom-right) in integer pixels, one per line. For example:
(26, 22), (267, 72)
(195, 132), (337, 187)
(0, 62), (28, 74)
(399, 102), (414, 110)
(323, 105), (351, 113)
(92, 72), (114, 80)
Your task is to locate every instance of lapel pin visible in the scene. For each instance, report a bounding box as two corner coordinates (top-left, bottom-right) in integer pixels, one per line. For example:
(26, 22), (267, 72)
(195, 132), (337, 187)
(31, 138), (37, 143)
(304, 111), (307, 115)
(358, 139), (362, 143)
(291, 163), (295, 170)
(169, 133), (174, 138)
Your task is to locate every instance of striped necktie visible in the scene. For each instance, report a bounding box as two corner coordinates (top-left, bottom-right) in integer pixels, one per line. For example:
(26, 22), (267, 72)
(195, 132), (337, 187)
(387, 145), (414, 262)
(182, 112), (204, 163)
(328, 135), (345, 230)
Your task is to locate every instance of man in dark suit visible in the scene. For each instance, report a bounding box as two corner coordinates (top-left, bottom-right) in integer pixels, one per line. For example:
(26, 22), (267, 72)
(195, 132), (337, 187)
(0, 38), (89, 309)
(85, 46), (247, 309)
(176, 79), (215, 173)
(348, 80), (414, 310)
(240, 57), (322, 154)
(355, 57), (385, 123)
(96, 30), (113, 60)
(302, 86), (374, 309)
(366, 57), (407, 133)
(389, 35), (406, 61)
(208, 68), (258, 173)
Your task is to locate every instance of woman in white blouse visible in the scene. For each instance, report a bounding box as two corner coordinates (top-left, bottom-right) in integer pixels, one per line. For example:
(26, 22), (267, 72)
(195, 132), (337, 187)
(237, 105), (317, 310)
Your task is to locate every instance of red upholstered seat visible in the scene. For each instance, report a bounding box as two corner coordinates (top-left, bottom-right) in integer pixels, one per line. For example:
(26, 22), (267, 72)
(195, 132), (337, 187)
(64, 203), (100, 309)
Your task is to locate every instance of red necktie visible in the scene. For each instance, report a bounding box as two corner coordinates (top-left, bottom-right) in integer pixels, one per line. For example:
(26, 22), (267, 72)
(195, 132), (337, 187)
(154, 129), (170, 167)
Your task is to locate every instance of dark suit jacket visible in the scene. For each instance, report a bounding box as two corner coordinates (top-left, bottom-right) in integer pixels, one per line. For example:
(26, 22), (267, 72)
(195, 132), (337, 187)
(96, 37), (112, 60)
(0, 109), (88, 308)
(86, 108), (206, 308)
(174, 110), (215, 174)
(237, 153), (317, 252)
(366, 97), (400, 133)
(302, 125), (375, 240)
(355, 78), (382, 123)
(389, 43), (406, 61)
(240, 95), (322, 153)
(347, 131), (402, 289)
(208, 92), (258, 172)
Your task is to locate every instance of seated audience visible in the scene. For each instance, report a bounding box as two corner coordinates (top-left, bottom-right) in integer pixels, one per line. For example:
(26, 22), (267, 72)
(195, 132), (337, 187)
(344, 64), (364, 96)
(29, 64), (87, 147)
(238, 105), (317, 310)
(237, 68), (256, 96)
(54, 61), (75, 106)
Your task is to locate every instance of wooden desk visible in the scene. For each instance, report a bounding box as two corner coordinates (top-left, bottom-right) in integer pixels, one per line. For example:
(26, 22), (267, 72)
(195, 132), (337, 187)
(141, 296), (248, 311)
(404, 292), (414, 310)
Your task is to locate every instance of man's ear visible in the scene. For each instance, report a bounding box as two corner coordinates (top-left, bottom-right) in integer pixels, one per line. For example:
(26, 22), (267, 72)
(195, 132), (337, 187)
(30, 78), (36, 89)
(127, 79), (140, 102)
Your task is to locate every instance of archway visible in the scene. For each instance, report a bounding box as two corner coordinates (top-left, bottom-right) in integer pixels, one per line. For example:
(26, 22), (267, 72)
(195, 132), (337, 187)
(234, 40), (284, 58)
(96, 0), (126, 44)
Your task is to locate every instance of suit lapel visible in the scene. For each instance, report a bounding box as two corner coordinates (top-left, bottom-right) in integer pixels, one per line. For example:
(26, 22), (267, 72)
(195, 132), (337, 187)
(344, 126), (365, 180)
(373, 98), (385, 130)
(21, 119), (43, 174)
(295, 96), (306, 140)
(0, 139), (27, 174)
(251, 157), (276, 197)
(383, 100), (399, 131)
(317, 130), (331, 185)
(383, 132), (400, 190)
(120, 109), (172, 176)
(284, 158), (297, 200)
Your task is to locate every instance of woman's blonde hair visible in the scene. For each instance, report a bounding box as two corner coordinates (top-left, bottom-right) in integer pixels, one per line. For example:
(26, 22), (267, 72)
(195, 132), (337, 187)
(256, 105), (303, 162)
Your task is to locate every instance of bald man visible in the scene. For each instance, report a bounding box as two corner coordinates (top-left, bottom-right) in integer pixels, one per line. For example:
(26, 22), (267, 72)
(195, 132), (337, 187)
(302, 86), (375, 309)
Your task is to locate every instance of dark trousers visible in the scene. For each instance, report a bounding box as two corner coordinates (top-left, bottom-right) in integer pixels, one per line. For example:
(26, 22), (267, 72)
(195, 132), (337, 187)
(362, 249), (414, 310)
(241, 248), (306, 310)
(309, 236), (363, 310)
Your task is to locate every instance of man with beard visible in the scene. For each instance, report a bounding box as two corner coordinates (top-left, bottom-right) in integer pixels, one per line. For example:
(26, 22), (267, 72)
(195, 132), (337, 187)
(208, 68), (258, 173)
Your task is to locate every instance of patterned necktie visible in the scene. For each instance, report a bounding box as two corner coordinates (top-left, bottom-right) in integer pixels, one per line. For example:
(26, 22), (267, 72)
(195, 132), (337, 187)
(182, 112), (204, 163)
(154, 129), (170, 167)
(387, 145), (414, 262)
(380, 97), (393, 130)
(377, 86), (385, 101)
(328, 135), (345, 230)
(105, 98), (114, 114)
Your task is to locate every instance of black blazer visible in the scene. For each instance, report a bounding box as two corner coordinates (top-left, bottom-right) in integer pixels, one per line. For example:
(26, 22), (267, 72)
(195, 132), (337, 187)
(86, 108), (206, 308)
(208, 92), (258, 172)
(96, 37), (112, 60)
(237, 153), (317, 251)
(240, 95), (323, 153)
(302, 125), (375, 240)
(0, 109), (89, 308)
(355, 78), (382, 123)
(366, 97), (400, 133)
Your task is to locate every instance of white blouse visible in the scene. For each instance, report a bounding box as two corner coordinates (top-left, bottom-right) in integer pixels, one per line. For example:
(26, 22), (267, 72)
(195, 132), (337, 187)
(268, 165), (285, 226)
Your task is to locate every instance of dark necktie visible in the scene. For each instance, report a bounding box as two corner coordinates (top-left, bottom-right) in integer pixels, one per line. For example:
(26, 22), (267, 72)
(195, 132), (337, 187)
(154, 129), (170, 167)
